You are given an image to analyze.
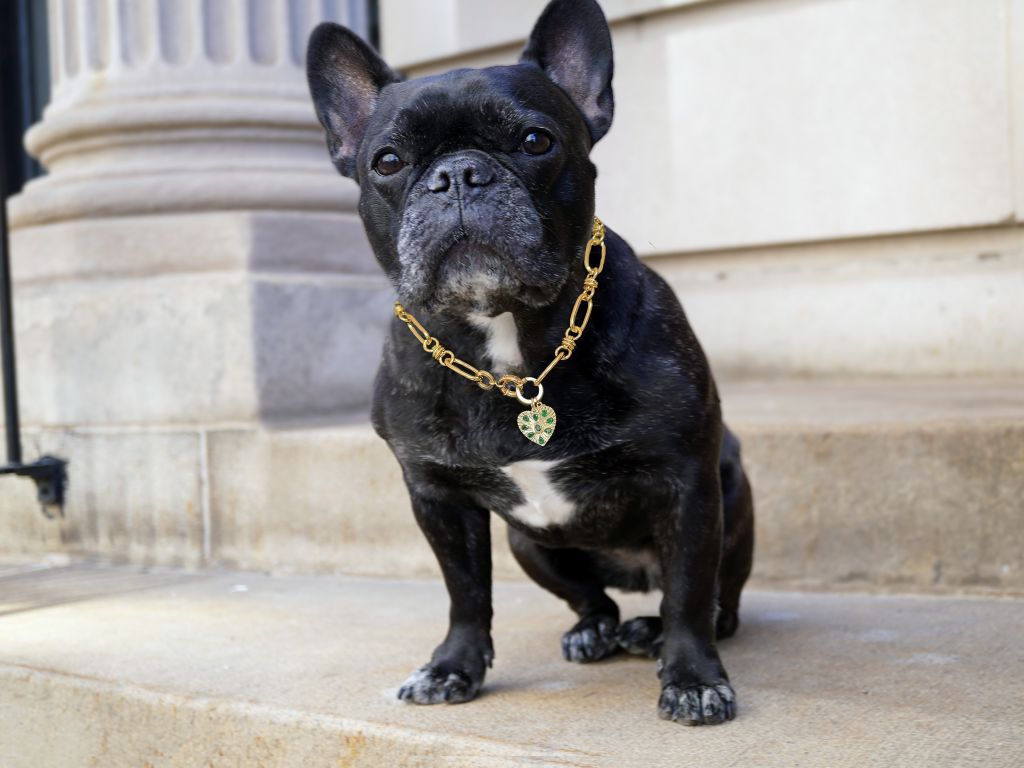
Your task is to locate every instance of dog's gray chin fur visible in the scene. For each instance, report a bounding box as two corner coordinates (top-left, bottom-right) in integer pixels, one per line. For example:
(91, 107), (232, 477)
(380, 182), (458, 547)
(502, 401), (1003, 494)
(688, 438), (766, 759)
(399, 237), (568, 317)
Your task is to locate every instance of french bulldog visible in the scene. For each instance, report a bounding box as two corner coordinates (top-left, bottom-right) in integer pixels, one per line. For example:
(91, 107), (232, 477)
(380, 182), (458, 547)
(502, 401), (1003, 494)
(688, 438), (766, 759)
(307, 0), (754, 726)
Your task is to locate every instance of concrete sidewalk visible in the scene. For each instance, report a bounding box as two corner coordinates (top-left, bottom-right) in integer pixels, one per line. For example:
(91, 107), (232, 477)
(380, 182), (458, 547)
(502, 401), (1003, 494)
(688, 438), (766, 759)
(0, 562), (1022, 767)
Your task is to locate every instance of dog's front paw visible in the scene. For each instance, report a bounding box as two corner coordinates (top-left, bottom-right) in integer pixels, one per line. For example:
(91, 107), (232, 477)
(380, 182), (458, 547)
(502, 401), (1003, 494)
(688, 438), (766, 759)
(561, 614), (619, 663)
(397, 663), (482, 705)
(657, 682), (736, 726)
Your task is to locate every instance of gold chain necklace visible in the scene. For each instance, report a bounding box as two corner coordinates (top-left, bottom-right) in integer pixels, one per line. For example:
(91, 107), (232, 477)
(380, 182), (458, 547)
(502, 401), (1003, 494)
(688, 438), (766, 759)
(393, 216), (606, 446)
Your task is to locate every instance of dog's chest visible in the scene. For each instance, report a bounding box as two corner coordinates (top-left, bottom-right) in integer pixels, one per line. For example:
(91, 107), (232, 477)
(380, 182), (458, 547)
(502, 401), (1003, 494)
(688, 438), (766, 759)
(501, 459), (575, 528)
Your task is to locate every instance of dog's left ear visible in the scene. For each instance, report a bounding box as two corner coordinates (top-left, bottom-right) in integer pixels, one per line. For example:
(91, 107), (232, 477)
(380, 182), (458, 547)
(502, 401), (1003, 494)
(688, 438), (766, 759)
(520, 0), (615, 143)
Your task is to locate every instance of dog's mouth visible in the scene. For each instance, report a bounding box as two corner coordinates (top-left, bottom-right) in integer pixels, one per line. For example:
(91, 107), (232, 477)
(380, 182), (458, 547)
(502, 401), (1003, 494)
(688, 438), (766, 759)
(402, 232), (565, 316)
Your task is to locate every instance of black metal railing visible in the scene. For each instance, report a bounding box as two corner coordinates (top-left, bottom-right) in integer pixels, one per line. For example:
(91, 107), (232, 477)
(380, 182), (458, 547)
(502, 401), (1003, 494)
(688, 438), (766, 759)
(0, 0), (67, 515)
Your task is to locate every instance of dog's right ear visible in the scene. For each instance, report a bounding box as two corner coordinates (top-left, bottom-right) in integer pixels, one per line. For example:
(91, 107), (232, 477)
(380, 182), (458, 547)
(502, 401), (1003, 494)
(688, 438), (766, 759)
(307, 23), (399, 178)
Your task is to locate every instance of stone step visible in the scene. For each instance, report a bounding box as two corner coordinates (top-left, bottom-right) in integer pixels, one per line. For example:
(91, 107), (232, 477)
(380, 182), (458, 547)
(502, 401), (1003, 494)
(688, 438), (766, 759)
(1, 562), (1021, 767)
(208, 378), (1024, 593)
(3, 379), (1022, 593)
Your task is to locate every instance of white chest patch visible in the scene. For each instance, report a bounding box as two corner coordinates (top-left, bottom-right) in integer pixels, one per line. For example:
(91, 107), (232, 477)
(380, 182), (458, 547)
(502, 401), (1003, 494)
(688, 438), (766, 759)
(468, 311), (523, 369)
(502, 460), (576, 528)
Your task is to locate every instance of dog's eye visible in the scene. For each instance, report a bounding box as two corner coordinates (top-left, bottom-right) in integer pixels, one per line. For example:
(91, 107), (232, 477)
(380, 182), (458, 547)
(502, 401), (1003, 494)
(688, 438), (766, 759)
(374, 152), (404, 176)
(521, 130), (553, 155)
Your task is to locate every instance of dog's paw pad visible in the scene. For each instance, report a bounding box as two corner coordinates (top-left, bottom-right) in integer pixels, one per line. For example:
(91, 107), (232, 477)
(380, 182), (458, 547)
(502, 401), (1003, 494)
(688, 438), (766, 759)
(561, 615), (619, 663)
(397, 664), (479, 705)
(616, 616), (663, 658)
(658, 682), (736, 725)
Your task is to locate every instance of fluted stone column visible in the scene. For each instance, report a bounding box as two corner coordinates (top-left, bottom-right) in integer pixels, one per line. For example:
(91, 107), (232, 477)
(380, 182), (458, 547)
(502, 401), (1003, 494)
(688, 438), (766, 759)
(14, 0), (368, 228)
(7, 0), (387, 426)
(1, 0), (390, 567)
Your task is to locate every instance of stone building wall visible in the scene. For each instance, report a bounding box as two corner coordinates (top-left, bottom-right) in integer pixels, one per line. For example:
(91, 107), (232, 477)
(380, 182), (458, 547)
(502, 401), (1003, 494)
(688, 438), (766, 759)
(381, 0), (1024, 378)
(2, 0), (1022, 575)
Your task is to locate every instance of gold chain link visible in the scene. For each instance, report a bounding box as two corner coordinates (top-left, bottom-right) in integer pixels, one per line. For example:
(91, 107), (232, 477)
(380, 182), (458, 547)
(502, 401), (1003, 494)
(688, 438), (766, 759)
(393, 217), (606, 403)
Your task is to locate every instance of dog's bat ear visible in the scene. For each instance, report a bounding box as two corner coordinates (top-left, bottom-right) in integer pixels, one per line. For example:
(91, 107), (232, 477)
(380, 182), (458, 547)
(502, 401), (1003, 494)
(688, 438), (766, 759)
(307, 23), (400, 178)
(520, 0), (615, 144)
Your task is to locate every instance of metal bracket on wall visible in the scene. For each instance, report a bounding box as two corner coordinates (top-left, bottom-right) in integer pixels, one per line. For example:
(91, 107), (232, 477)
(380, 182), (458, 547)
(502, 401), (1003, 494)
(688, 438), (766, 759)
(0, 458), (68, 518)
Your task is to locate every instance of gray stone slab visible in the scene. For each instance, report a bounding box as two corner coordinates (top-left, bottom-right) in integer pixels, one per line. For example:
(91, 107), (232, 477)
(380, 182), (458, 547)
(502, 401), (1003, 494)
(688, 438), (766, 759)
(0, 564), (1021, 767)
(251, 277), (392, 422)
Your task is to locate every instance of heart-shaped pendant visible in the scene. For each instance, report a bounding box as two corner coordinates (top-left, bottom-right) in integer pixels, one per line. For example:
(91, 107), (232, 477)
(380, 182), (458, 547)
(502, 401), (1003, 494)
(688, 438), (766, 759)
(517, 401), (556, 446)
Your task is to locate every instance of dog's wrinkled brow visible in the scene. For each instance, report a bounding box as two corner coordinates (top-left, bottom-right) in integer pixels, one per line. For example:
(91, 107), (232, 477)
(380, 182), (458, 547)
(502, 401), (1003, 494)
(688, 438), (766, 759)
(381, 74), (545, 151)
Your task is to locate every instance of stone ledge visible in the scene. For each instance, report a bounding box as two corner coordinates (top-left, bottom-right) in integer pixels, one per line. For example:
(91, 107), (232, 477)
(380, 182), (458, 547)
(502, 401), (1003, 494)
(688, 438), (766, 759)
(9, 211), (380, 286)
(7, 168), (359, 229)
(3, 379), (1022, 592)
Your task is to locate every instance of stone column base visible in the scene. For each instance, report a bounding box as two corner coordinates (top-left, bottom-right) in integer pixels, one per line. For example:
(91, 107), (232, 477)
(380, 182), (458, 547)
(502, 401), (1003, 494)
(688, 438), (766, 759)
(8, 210), (390, 427)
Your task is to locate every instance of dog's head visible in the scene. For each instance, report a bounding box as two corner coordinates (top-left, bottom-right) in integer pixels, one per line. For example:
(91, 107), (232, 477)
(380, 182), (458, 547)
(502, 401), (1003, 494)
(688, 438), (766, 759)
(307, 0), (614, 318)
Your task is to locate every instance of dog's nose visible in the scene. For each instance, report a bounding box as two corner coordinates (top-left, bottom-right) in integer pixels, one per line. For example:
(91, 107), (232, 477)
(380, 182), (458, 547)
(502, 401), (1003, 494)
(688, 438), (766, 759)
(426, 156), (495, 193)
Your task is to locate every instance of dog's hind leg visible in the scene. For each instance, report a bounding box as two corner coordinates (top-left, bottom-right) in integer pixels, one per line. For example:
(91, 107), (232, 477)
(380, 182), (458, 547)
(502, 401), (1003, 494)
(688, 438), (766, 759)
(716, 427), (755, 640)
(507, 527), (621, 663)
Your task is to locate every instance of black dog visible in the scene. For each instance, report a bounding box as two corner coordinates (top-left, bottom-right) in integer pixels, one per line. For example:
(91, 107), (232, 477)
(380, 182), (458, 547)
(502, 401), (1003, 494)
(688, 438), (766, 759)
(307, 0), (754, 726)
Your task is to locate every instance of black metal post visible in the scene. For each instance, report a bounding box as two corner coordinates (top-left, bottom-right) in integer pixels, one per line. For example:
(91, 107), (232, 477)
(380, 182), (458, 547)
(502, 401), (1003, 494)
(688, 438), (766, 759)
(1, 125), (24, 467)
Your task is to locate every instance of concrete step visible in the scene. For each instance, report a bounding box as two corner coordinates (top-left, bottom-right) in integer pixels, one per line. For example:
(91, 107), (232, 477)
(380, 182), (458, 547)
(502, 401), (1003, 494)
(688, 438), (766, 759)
(1, 562), (1021, 767)
(3, 379), (1023, 593)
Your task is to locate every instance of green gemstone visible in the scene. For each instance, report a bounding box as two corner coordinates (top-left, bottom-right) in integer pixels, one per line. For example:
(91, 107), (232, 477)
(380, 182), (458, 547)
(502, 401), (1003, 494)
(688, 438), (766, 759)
(538, 438), (545, 445)
(546, 418), (553, 424)
(541, 409), (548, 417)
(545, 427), (552, 434)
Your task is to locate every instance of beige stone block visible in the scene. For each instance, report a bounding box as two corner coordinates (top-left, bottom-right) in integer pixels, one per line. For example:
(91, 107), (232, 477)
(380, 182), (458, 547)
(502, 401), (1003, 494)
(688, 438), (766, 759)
(8, 270), (392, 427)
(742, 422), (1024, 592)
(603, 0), (1015, 251)
(206, 426), (521, 578)
(13, 273), (257, 426)
(0, 429), (204, 567)
(654, 226), (1024, 378)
